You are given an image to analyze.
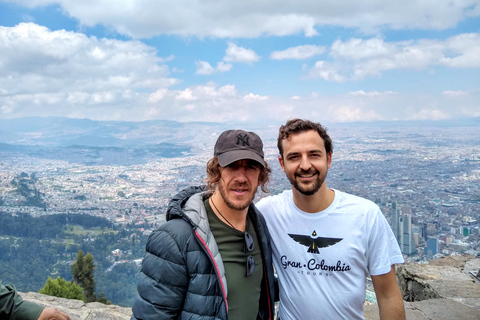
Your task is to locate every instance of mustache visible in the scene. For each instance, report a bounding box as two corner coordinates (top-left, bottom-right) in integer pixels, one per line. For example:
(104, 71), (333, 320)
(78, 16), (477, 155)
(230, 182), (251, 190)
(295, 169), (318, 176)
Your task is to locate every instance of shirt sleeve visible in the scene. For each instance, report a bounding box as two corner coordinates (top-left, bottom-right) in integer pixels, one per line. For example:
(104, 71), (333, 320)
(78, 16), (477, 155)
(366, 208), (405, 276)
(0, 283), (45, 320)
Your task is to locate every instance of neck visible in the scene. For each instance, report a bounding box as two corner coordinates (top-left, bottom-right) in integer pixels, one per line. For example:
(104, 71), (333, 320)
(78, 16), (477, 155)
(210, 193), (248, 231)
(292, 184), (335, 214)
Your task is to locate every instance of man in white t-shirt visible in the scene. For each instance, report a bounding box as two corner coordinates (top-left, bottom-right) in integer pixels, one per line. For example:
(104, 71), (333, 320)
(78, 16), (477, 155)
(256, 118), (405, 320)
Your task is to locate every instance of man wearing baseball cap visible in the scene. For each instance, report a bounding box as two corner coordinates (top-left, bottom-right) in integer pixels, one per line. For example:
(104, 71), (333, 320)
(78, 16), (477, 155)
(131, 129), (275, 320)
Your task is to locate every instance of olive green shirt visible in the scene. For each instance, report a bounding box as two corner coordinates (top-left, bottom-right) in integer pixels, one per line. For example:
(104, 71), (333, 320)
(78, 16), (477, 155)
(205, 199), (263, 320)
(0, 282), (44, 320)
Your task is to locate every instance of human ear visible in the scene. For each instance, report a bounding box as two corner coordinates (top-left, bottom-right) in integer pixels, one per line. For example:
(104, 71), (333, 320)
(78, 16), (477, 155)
(278, 156), (286, 172)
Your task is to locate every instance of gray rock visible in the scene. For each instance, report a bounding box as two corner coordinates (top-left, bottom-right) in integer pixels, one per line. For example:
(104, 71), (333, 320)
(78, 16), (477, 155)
(18, 255), (480, 320)
(18, 292), (132, 320)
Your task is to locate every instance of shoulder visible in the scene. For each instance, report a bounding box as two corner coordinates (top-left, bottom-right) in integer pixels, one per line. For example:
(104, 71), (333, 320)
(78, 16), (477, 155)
(334, 189), (380, 212)
(256, 190), (292, 210)
(146, 219), (195, 255)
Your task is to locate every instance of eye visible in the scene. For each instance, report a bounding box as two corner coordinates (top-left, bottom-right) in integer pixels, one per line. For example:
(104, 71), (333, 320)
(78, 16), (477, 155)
(227, 163), (239, 170)
(247, 162), (259, 171)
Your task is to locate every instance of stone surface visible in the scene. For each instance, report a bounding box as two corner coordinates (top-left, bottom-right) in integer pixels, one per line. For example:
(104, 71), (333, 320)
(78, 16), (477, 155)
(18, 292), (131, 320)
(365, 300), (480, 320)
(18, 255), (480, 320)
(397, 255), (480, 313)
(409, 299), (480, 320)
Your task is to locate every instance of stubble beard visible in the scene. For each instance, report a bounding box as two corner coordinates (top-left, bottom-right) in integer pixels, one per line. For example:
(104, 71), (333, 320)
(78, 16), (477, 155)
(217, 181), (256, 211)
(289, 168), (327, 196)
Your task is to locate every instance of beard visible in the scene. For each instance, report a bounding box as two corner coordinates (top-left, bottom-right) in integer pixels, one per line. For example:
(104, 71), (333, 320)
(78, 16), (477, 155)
(217, 181), (256, 211)
(288, 168), (327, 196)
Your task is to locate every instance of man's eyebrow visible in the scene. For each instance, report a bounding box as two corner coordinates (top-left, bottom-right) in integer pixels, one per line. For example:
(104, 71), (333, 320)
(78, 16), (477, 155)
(285, 152), (299, 157)
(286, 149), (323, 157)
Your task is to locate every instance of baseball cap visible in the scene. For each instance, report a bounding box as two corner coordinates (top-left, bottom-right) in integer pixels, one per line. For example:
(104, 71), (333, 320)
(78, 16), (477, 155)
(214, 129), (266, 167)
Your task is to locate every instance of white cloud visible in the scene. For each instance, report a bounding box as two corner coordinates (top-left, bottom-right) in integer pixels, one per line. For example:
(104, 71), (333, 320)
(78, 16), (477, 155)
(195, 60), (233, 75)
(243, 93), (269, 102)
(410, 109), (449, 120)
(0, 23), (177, 91)
(148, 89), (168, 103)
(442, 90), (467, 96)
(331, 38), (399, 60)
(308, 61), (345, 82)
(175, 88), (196, 101)
(224, 42), (260, 64)
(159, 54), (175, 62)
(348, 90), (398, 97)
(307, 33), (480, 81)
(195, 61), (215, 75)
(328, 105), (382, 122)
(216, 61), (233, 72)
(6, 0), (479, 38)
(270, 45), (325, 60)
(440, 33), (480, 68)
(0, 21), (478, 123)
(0, 23), (181, 119)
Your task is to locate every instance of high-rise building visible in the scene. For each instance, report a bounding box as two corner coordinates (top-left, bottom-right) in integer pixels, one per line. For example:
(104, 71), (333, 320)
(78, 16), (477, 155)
(426, 237), (439, 258)
(399, 206), (416, 255)
(445, 236), (452, 246)
(390, 201), (400, 242)
(388, 202), (417, 255)
(422, 223), (428, 240)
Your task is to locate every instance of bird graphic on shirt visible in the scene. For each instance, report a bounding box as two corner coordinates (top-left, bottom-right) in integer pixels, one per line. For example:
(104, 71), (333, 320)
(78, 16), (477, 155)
(288, 230), (343, 254)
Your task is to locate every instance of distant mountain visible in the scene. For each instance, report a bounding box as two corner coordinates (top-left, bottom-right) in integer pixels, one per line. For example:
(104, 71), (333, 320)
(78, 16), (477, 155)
(0, 116), (478, 148)
(0, 117), (228, 147)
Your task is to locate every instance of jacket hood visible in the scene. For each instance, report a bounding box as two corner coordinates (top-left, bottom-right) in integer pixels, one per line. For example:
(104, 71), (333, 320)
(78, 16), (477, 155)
(166, 186), (206, 219)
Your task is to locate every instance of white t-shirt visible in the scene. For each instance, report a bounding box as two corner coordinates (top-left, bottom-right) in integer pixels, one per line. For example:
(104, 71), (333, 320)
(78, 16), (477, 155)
(256, 189), (404, 320)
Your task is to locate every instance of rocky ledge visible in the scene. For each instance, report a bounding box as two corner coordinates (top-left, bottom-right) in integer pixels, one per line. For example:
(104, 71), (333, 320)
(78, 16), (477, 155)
(19, 255), (480, 320)
(365, 255), (480, 320)
(18, 292), (131, 320)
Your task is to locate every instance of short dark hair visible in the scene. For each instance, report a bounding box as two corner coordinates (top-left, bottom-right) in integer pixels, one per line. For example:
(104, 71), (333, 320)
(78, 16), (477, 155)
(277, 118), (333, 158)
(205, 156), (271, 193)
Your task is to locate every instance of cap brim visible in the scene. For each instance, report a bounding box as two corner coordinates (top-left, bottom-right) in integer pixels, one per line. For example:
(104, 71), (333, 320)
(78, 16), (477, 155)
(217, 150), (266, 167)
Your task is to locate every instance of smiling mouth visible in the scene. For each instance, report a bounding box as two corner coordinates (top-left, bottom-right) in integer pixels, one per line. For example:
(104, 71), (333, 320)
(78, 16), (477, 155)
(230, 185), (250, 195)
(296, 171), (318, 179)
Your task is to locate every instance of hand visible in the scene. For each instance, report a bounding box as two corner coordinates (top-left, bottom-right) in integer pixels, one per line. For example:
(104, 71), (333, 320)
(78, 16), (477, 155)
(37, 307), (72, 320)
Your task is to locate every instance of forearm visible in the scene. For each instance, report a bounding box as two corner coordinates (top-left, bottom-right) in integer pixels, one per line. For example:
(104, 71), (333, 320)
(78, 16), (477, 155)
(378, 295), (405, 320)
(372, 266), (406, 320)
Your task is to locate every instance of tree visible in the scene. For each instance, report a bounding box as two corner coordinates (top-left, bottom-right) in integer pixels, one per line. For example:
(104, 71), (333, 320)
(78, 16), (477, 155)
(39, 276), (85, 301)
(96, 292), (112, 305)
(71, 250), (96, 302)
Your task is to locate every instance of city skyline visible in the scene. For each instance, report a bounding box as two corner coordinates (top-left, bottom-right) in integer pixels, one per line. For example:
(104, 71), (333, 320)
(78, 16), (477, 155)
(1, 118), (478, 264)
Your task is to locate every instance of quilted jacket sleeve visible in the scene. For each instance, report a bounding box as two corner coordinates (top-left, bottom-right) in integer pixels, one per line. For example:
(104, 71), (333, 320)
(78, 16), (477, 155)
(131, 220), (191, 320)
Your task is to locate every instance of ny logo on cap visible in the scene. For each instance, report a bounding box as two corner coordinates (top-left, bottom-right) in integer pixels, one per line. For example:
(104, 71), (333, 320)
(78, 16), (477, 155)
(236, 133), (250, 146)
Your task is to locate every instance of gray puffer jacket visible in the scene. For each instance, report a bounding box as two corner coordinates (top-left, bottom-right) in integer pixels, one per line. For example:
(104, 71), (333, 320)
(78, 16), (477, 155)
(131, 186), (275, 320)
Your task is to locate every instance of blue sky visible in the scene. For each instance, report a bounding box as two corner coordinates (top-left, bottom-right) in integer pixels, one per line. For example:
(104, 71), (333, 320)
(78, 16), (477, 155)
(0, 0), (479, 123)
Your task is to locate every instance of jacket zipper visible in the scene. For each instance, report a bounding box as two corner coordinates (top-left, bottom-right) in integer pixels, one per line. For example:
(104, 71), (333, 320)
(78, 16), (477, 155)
(194, 228), (229, 313)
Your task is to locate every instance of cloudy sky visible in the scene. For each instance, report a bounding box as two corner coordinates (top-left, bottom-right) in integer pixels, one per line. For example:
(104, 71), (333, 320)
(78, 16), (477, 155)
(0, 0), (479, 123)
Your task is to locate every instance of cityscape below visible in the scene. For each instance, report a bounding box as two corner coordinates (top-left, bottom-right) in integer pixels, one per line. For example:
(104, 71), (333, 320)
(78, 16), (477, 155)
(0, 117), (479, 303)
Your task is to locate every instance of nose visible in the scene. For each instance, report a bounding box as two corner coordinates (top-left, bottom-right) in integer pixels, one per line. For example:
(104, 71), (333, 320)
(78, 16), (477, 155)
(234, 166), (248, 182)
(299, 155), (311, 171)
